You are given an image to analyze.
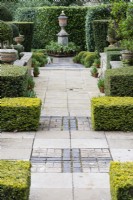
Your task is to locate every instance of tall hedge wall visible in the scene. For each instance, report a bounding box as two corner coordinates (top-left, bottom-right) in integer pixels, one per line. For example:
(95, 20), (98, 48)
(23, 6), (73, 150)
(85, 5), (110, 52)
(93, 20), (109, 52)
(14, 7), (88, 49)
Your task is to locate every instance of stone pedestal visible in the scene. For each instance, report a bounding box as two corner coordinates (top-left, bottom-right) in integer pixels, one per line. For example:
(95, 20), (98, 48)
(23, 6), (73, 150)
(57, 28), (69, 46)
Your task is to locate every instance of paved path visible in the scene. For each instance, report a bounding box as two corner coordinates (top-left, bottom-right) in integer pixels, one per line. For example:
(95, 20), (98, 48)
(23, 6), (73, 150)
(0, 58), (133, 200)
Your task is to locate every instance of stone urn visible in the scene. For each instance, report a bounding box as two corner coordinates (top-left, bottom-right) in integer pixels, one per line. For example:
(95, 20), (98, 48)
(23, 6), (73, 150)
(107, 36), (117, 47)
(0, 49), (18, 63)
(14, 35), (24, 45)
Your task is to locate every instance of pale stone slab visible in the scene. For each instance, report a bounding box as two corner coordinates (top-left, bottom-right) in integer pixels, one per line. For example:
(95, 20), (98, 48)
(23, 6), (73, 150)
(71, 131), (105, 139)
(74, 189), (111, 200)
(0, 149), (31, 160)
(30, 189), (73, 200)
(73, 173), (110, 189)
(110, 149), (133, 161)
(105, 132), (133, 140)
(36, 131), (70, 139)
(71, 139), (108, 148)
(33, 139), (70, 149)
(107, 139), (133, 149)
(0, 138), (33, 149)
(31, 173), (72, 188)
(69, 110), (91, 117)
(0, 132), (35, 139)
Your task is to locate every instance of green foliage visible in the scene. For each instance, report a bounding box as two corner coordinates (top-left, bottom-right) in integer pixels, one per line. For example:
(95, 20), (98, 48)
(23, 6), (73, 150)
(14, 7), (88, 50)
(97, 78), (104, 88)
(93, 58), (101, 68)
(9, 23), (19, 38)
(0, 21), (13, 44)
(0, 97), (41, 131)
(90, 66), (98, 75)
(0, 5), (12, 21)
(10, 22), (34, 52)
(85, 5), (110, 52)
(107, 51), (121, 69)
(46, 41), (80, 56)
(91, 96), (133, 131)
(27, 75), (35, 90)
(84, 52), (97, 68)
(105, 67), (133, 97)
(0, 160), (31, 200)
(110, 161), (133, 200)
(0, 65), (28, 98)
(32, 52), (48, 67)
(51, 0), (84, 6)
(93, 20), (109, 52)
(104, 47), (123, 52)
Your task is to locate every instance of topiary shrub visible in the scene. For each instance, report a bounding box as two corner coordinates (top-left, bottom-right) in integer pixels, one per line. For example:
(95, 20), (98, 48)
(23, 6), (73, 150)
(91, 96), (133, 131)
(32, 52), (48, 67)
(0, 65), (28, 98)
(110, 161), (133, 200)
(93, 20), (109, 53)
(84, 52), (97, 68)
(85, 5), (110, 52)
(0, 5), (12, 21)
(105, 67), (133, 97)
(0, 160), (31, 200)
(0, 97), (42, 131)
(0, 20), (13, 48)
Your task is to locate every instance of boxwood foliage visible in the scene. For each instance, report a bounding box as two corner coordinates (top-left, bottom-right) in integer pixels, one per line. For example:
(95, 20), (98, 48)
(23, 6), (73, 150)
(0, 65), (28, 98)
(91, 97), (133, 131)
(0, 160), (31, 200)
(110, 161), (133, 200)
(106, 51), (121, 69)
(0, 97), (42, 131)
(14, 6), (88, 49)
(85, 5), (110, 52)
(93, 20), (109, 52)
(105, 67), (133, 97)
(7, 21), (34, 52)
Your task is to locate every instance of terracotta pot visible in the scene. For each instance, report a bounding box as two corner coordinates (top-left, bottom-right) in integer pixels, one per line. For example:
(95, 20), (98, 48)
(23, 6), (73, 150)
(0, 49), (18, 63)
(92, 73), (98, 78)
(99, 87), (104, 93)
(14, 35), (24, 44)
(33, 72), (39, 77)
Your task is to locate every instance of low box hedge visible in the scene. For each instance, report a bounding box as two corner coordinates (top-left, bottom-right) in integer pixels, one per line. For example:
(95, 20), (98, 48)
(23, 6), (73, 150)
(0, 160), (31, 200)
(91, 97), (133, 131)
(110, 161), (133, 200)
(0, 65), (28, 98)
(106, 51), (121, 69)
(105, 67), (133, 97)
(0, 97), (42, 131)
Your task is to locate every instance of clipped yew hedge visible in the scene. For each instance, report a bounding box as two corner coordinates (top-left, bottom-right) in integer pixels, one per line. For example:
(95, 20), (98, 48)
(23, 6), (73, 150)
(15, 6), (88, 49)
(85, 5), (110, 52)
(0, 160), (31, 200)
(105, 67), (133, 97)
(110, 161), (133, 200)
(93, 20), (109, 52)
(0, 65), (28, 98)
(91, 97), (133, 131)
(0, 98), (41, 131)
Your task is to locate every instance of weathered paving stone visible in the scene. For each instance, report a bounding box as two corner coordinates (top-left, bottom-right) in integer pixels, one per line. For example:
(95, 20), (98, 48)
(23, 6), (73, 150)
(31, 148), (112, 173)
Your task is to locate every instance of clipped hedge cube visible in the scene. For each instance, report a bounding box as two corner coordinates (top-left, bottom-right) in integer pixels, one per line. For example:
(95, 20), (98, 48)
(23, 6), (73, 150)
(0, 65), (28, 98)
(0, 160), (31, 200)
(91, 97), (133, 131)
(0, 97), (42, 131)
(110, 161), (133, 200)
(105, 67), (133, 97)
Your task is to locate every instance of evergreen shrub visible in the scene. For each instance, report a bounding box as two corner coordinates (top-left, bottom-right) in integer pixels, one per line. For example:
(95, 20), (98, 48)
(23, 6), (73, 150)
(105, 67), (133, 97)
(110, 161), (133, 200)
(0, 160), (31, 200)
(0, 97), (41, 131)
(91, 96), (133, 131)
(0, 5), (12, 21)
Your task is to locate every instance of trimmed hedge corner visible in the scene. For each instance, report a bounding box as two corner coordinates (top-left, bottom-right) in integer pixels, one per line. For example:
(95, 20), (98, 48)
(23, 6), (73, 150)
(0, 160), (31, 200)
(105, 67), (133, 97)
(0, 65), (28, 98)
(0, 98), (42, 131)
(91, 97), (133, 131)
(110, 161), (133, 200)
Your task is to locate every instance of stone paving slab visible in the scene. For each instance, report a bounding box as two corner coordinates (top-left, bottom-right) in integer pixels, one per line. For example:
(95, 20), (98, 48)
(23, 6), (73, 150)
(107, 139), (133, 149)
(105, 131), (133, 139)
(71, 131), (105, 139)
(0, 138), (33, 149)
(110, 149), (133, 161)
(31, 173), (72, 188)
(0, 132), (35, 139)
(74, 189), (111, 200)
(30, 189), (73, 200)
(36, 131), (70, 139)
(0, 149), (31, 160)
